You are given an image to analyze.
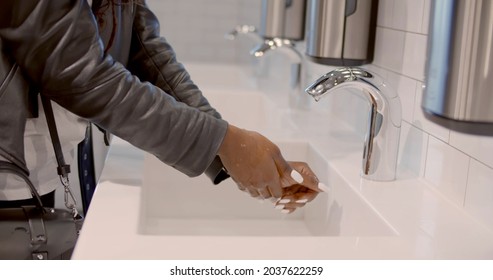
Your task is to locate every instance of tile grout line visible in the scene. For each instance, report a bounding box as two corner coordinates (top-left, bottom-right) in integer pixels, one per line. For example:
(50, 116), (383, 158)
(462, 156), (471, 208)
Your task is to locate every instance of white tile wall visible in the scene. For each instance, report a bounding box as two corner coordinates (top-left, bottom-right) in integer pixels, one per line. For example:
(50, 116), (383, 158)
(368, 0), (493, 228)
(402, 33), (427, 80)
(373, 27), (405, 73)
(392, 0), (426, 33)
(450, 131), (493, 169)
(465, 159), (493, 229)
(425, 136), (469, 206)
(398, 121), (428, 178)
(146, 0), (493, 229)
(146, 0), (262, 64)
(413, 82), (450, 142)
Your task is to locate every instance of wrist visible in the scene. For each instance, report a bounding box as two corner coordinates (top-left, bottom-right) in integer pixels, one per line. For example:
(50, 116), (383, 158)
(217, 124), (239, 158)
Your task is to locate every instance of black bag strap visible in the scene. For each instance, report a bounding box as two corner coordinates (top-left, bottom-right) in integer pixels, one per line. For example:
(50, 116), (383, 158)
(40, 95), (79, 217)
(40, 96), (71, 178)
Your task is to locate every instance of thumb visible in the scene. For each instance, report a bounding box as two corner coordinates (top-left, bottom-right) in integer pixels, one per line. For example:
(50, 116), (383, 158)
(273, 155), (299, 188)
(288, 161), (322, 193)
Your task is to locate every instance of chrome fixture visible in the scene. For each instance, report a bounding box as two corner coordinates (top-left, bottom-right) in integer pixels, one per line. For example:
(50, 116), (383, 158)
(251, 38), (312, 109)
(224, 25), (261, 41)
(250, 38), (302, 62)
(260, 0), (306, 41)
(306, 68), (402, 181)
(422, 0), (493, 135)
(305, 0), (378, 66)
(249, 1), (309, 109)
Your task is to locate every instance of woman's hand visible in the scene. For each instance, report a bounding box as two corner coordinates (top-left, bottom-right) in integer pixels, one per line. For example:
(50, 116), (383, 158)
(217, 125), (323, 213)
(217, 124), (300, 201)
(275, 161), (322, 214)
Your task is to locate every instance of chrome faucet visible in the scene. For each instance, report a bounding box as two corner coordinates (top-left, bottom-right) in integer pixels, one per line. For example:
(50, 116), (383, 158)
(305, 68), (402, 181)
(250, 38), (302, 62)
(224, 25), (261, 41)
(250, 38), (312, 109)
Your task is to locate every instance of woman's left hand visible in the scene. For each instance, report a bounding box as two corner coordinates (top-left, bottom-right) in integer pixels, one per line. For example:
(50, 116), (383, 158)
(275, 161), (323, 214)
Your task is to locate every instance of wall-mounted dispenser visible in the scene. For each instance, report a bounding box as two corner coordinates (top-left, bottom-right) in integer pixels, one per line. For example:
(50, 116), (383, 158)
(305, 0), (378, 66)
(260, 0), (306, 41)
(422, 0), (493, 135)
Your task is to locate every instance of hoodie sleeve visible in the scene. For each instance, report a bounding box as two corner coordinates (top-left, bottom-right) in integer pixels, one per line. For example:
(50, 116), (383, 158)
(0, 0), (228, 177)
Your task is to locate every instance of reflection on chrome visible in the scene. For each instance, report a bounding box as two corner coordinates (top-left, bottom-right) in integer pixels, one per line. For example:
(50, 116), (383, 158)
(306, 68), (402, 181)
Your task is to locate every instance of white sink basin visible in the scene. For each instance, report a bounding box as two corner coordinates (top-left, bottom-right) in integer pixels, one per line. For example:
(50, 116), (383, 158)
(138, 89), (396, 237)
(139, 140), (396, 237)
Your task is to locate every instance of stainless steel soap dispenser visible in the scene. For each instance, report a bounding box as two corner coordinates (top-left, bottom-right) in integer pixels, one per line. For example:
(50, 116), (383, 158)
(305, 0), (378, 66)
(260, 0), (306, 41)
(422, 0), (493, 135)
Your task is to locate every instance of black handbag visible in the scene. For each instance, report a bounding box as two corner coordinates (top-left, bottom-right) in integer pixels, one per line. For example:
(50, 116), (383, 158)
(0, 95), (83, 260)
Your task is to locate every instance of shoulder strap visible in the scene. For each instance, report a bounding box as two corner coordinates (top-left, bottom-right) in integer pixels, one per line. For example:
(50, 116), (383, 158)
(40, 95), (79, 217)
(40, 96), (71, 178)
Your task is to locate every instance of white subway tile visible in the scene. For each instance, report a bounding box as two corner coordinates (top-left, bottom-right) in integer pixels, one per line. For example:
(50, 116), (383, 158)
(398, 121), (429, 177)
(377, 0), (394, 28)
(364, 64), (389, 81)
(402, 33), (427, 81)
(450, 131), (493, 169)
(392, 0), (425, 33)
(425, 136), (469, 206)
(413, 82), (450, 142)
(464, 159), (493, 230)
(373, 27), (406, 73)
(386, 71), (417, 123)
(421, 0), (431, 34)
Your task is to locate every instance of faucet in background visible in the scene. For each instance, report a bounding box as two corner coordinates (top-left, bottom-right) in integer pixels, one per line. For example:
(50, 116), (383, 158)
(251, 38), (311, 109)
(305, 68), (402, 181)
(250, 38), (301, 61)
(224, 25), (261, 41)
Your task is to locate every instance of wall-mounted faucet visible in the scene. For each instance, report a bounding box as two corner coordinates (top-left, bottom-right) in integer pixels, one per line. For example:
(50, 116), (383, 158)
(250, 38), (302, 90)
(224, 25), (261, 41)
(250, 38), (302, 62)
(305, 68), (402, 181)
(251, 38), (311, 109)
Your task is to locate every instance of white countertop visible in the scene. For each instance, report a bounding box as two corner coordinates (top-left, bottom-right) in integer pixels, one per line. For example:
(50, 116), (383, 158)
(72, 63), (493, 259)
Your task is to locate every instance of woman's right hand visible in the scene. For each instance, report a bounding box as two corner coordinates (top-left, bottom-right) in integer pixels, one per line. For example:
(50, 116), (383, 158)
(217, 124), (298, 201)
(217, 124), (322, 211)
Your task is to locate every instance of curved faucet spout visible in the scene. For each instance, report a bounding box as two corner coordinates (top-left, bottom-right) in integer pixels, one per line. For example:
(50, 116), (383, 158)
(250, 38), (303, 63)
(306, 68), (402, 181)
(224, 25), (261, 41)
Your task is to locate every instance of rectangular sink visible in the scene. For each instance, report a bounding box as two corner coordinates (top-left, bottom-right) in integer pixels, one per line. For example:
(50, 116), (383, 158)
(139, 140), (396, 237)
(138, 90), (396, 237)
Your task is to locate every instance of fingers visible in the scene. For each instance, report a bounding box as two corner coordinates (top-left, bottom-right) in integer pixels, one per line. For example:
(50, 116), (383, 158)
(257, 187), (272, 199)
(273, 182), (320, 214)
(236, 181), (278, 201)
(219, 126), (322, 214)
(274, 199), (309, 214)
(265, 177), (282, 199)
(270, 149), (297, 188)
(235, 184), (318, 214)
(288, 161), (321, 192)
